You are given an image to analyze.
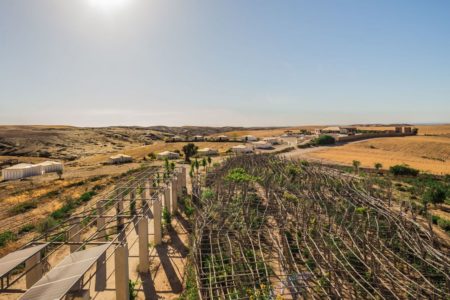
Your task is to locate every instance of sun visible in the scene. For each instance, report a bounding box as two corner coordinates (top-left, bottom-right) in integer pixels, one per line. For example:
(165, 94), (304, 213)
(87, 0), (131, 13)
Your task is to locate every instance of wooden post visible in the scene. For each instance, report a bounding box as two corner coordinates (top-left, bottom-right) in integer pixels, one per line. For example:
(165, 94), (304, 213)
(25, 252), (42, 288)
(96, 201), (106, 241)
(117, 196), (125, 242)
(153, 196), (162, 245)
(115, 244), (129, 300)
(181, 166), (187, 189)
(138, 217), (149, 273)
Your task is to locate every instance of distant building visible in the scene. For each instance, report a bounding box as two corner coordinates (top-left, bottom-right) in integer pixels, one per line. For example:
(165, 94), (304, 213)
(36, 161), (63, 173)
(193, 135), (204, 141)
(321, 127), (356, 135)
(241, 135), (257, 142)
(2, 163), (43, 181)
(402, 126), (412, 134)
(167, 135), (183, 142)
(215, 135), (229, 141)
(109, 154), (133, 164)
(252, 141), (274, 150)
(197, 148), (219, 156)
(157, 151), (180, 160)
(263, 137), (281, 145)
(231, 145), (254, 154)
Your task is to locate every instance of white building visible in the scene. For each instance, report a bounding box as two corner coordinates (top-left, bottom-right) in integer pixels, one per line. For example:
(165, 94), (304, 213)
(231, 145), (254, 154)
(252, 141), (274, 150)
(36, 161), (64, 173)
(263, 137), (281, 145)
(241, 135), (257, 142)
(215, 135), (229, 141)
(197, 148), (219, 156)
(2, 163), (43, 181)
(109, 154), (133, 164)
(157, 151), (180, 160)
(193, 135), (205, 141)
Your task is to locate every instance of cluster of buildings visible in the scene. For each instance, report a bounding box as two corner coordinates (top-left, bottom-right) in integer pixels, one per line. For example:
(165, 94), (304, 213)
(1, 161), (63, 181)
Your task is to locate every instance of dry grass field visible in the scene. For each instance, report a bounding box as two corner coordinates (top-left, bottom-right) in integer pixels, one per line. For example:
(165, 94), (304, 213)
(307, 136), (450, 174)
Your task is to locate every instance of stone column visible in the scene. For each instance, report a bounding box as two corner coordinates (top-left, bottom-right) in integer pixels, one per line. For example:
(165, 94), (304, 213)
(115, 244), (129, 300)
(164, 186), (171, 212)
(25, 252), (42, 288)
(138, 217), (149, 273)
(181, 166), (187, 189)
(116, 196), (125, 242)
(170, 177), (178, 213)
(95, 201), (107, 291)
(96, 201), (106, 241)
(153, 197), (162, 245)
(68, 218), (81, 253)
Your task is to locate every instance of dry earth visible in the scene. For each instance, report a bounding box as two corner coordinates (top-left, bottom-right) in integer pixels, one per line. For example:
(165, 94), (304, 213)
(306, 136), (450, 174)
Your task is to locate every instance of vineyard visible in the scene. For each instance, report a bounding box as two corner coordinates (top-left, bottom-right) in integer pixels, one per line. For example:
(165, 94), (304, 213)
(190, 155), (450, 299)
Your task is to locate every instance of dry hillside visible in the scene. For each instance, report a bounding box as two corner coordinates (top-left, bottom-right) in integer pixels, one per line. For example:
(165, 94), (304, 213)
(308, 136), (450, 174)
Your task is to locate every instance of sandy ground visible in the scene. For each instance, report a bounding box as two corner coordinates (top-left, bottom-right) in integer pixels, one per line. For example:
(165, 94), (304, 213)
(305, 136), (450, 175)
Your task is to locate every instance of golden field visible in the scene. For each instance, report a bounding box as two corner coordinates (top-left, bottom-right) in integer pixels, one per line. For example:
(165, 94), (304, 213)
(307, 136), (450, 175)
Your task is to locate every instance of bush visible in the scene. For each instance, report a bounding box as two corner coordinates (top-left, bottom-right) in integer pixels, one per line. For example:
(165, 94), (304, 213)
(9, 200), (38, 215)
(37, 217), (59, 233)
(80, 191), (96, 202)
(313, 135), (335, 146)
(0, 231), (17, 247)
(423, 184), (447, 206)
(18, 224), (36, 235)
(389, 164), (419, 176)
(437, 218), (450, 232)
(432, 215), (441, 225)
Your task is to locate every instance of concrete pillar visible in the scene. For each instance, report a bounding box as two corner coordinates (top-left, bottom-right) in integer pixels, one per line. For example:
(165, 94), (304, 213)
(116, 197), (125, 242)
(164, 186), (171, 213)
(96, 202), (106, 241)
(153, 197), (162, 245)
(25, 252), (42, 288)
(138, 217), (149, 273)
(115, 244), (129, 300)
(130, 188), (136, 215)
(170, 177), (178, 214)
(181, 166), (187, 189)
(95, 202), (107, 292)
(68, 218), (81, 253)
(177, 171), (183, 197)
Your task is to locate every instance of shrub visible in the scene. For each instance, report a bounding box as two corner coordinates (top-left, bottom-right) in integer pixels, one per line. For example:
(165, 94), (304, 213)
(18, 224), (36, 235)
(80, 191), (96, 202)
(389, 164), (419, 176)
(423, 184), (447, 206)
(0, 231), (17, 247)
(437, 218), (450, 232)
(37, 217), (59, 233)
(162, 207), (172, 228)
(9, 200), (38, 215)
(431, 215), (441, 225)
(313, 135), (335, 146)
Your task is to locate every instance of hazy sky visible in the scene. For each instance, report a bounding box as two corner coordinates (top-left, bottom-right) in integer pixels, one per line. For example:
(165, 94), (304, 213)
(0, 0), (449, 126)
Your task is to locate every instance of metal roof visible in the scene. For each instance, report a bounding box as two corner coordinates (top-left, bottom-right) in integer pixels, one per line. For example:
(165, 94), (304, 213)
(19, 243), (110, 300)
(0, 244), (48, 278)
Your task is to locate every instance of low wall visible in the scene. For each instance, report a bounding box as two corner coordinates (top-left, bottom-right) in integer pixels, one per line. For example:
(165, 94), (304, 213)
(336, 132), (416, 143)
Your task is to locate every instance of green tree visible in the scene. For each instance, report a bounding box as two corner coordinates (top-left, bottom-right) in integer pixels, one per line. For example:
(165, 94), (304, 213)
(207, 156), (212, 167)
(352, 160), (361, 173)
(182, 143), (198, 162)
(374, 162), (383, 172)
(202, 157), (207, 171)
(423, 184), (447, 207)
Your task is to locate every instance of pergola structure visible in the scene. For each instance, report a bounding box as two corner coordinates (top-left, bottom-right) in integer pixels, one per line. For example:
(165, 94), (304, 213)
(0, 165), (187, 299)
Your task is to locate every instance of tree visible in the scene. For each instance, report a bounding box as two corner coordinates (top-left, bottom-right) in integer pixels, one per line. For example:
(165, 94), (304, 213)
(207, 156), (212, 167)
(56, 169), (64, 180)
(182, 143), (198, 162)
(389, 164), (419, 176)
(313, 135), (335, 146)
(423, 184), (447, 207)
(374, 162), (383, 173)
(352, 160), (361, 173)
(202, 158), (207, 171)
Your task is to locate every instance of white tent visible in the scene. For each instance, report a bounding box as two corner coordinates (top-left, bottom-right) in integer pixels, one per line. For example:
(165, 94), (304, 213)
(37, 161), (64, 173)
(157, 151), (180, 160)
(231, 145), (253, 154)
(2, 163), (43, 181)
(109, 154), (133, 164)
(252, 141), (274, 150)
(197, 148), (219, 156)
(241, 135), (257, 142)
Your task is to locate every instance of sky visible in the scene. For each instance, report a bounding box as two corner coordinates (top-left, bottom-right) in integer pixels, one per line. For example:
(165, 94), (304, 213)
(0, 0), (449, 127)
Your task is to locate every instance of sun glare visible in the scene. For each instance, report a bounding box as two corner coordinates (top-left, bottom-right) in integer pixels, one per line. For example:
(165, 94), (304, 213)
(87, 0), (131, 13)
